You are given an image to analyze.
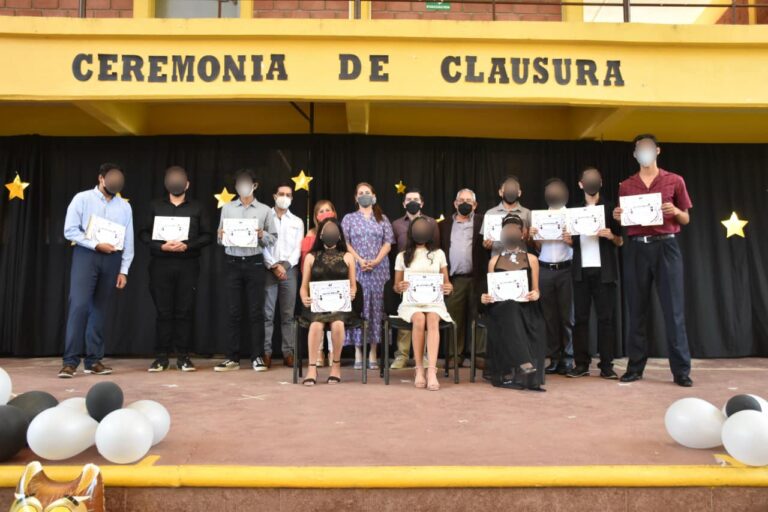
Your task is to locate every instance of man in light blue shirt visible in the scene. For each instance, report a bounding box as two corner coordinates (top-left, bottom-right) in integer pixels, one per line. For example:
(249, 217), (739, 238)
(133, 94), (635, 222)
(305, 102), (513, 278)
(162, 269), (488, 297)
(59, 163), (134, 378)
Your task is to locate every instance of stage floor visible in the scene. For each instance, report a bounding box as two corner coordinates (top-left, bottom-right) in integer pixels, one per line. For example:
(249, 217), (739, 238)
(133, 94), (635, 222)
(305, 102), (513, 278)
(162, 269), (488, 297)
(1, 356), (767, 468)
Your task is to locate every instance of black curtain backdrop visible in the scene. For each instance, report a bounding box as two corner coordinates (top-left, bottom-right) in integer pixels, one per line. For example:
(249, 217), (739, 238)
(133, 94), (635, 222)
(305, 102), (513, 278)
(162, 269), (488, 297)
(0, 134), (766, 359)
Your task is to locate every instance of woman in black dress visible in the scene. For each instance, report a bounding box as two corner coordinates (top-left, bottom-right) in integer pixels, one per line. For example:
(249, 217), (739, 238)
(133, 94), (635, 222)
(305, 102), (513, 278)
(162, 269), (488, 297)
(299, 218), (357, 386)
(481, 214), (547, 391)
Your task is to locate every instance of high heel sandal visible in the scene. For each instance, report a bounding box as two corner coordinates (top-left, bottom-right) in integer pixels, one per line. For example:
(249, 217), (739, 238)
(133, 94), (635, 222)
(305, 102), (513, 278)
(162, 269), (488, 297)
(327, 360), (342, 384)
(303, 364), (318, 386)
(426, 366), (440, 391)
(414, 366), (427, 389)
(519, 364), (537, 375)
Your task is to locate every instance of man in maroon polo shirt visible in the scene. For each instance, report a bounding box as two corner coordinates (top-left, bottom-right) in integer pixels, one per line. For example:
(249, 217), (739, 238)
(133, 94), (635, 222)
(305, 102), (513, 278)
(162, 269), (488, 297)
(613, 134), (694, 387)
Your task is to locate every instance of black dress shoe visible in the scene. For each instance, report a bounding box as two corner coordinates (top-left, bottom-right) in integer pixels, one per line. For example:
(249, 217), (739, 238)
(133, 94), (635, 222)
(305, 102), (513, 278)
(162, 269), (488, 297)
(544, 362), (559, 374)
(599, 369), (619, 380)
(620, 372), (643, 383)
(674, 375), (693, 387)
(556, 362), (573, 375)
(566, 365), (590, 378)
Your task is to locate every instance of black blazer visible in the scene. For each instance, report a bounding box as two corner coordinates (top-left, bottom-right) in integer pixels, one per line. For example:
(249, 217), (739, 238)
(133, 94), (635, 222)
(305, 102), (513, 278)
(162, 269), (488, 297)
(571, 199), (620, 283)
(439, 212), (488, 282)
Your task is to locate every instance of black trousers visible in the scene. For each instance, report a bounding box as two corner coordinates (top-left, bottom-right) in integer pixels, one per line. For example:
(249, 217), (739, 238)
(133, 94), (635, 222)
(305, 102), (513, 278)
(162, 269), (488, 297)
(225, 255), (267, 362)
(573, 268), (617, 371)
(148, 257), (200, 359)
(539, 266), (574, 365)
(625, 237), (691, 377)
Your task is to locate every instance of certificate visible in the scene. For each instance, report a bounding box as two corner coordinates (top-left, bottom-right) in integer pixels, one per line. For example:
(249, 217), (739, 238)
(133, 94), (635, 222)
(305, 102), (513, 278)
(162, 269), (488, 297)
(85, 215), (126, 250)
(310, 280), (352, 313)
(222, 218), (260, 248)
(483, 215), (503, 242)
(487, 270), (529, 302)
(403, 272), (445, 306)
(152, 216), (190, 241)
(620, 193), (663, 227)
(531, 210), (566, 240)
(567, 205), (605, 236)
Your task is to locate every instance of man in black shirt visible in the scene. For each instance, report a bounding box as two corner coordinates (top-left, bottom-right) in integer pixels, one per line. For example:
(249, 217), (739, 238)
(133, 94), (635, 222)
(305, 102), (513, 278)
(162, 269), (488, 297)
(139, 166), (213, 372)
(566, 167), (623, 379)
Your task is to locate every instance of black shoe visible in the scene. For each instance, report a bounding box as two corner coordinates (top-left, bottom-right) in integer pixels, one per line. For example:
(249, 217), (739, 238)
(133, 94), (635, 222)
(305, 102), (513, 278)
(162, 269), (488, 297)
(599, 368), (619, 380)
(674, 375), (693, 387)
(620, 371), (643, 383)
(566, 365), (590, 378)
(492, 378), (525, 390)
(148, 359), (169, 373)
(544, 361), (559, 374)
(177, 356), (196, 372)
(556, 362), (573, 375)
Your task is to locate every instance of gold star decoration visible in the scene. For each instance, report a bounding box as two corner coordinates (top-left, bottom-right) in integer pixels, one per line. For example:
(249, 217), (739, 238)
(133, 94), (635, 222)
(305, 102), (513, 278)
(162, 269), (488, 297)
(436, 214), (445, 223)
(394, 180), (407, 195)
(291, 170), (313, 192)
(214, 187), (236, 209)
(5, 173), (30, 201)
(721, 211), (748, 238)
(117, 192), (129, 202)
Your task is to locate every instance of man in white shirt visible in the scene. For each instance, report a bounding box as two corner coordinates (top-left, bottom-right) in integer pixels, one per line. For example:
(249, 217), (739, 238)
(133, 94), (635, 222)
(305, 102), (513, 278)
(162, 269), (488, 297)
(530, 178), (574, 375)
(263, 182), (305, 368)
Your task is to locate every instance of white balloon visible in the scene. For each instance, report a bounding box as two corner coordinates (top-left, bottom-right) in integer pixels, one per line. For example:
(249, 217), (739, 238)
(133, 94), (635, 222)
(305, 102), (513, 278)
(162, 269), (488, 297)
(27, 407), (98, 460)
(0, 367), (11, 405)
(664, 397), (725, 449)
(58, 397), (88, 415)
(96, 409), (153, 464)
(749, 395), (768, 415)
(126, 400), (171, 446)
(722, 410), (768, 466)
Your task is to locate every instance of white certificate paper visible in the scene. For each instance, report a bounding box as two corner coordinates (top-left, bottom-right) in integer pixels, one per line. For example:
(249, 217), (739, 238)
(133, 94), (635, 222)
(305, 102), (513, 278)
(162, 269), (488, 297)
(85, 215), (126, 250)
(222, 218), (260, 248)
(310, 280), (352, 313)
(531, 210), (566, 240)
(483, 215), (503, 242)
(403, 272), (445, 306)
(567, 205), (605, 236)
(487, 270), (529, 302)
(152, 216), (190, 241)
(620, 193), (663, 227)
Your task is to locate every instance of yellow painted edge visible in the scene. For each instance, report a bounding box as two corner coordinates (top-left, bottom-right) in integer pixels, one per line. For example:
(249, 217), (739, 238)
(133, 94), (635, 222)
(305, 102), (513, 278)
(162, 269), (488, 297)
(0, 465), (767, 488)
(240, 0), (254, 19)
(132, 0), (156, 19)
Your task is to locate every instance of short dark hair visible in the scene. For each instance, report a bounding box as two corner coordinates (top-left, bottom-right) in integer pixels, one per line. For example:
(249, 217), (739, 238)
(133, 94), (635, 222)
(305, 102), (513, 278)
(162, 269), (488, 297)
(165, 165), (187, 178)
(499, 175), (520, 189)
(502, 214), (524, 229)
(273, 182), (293, 195)
(404, 188), (423, 200)
(579, 166), (601, 181)
(544, 177), (567, 189)
(633, 133), (658, 146)
(234, 168), (258, 183)
(98, 163), (123, 177)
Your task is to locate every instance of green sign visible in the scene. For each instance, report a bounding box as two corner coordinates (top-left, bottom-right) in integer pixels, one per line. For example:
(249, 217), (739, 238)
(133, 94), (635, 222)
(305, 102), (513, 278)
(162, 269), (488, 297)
(425, 1), (451, 11)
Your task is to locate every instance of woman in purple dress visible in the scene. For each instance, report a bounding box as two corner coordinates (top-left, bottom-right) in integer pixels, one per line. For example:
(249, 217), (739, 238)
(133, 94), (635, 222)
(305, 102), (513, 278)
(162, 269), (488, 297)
(341, 182), (394, 370)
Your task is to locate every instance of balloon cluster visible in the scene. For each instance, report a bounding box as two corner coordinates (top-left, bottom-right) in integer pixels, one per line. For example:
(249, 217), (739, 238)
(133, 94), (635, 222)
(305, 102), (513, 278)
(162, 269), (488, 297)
(0, 369), (170, 465)
(665, 394), (768, 466)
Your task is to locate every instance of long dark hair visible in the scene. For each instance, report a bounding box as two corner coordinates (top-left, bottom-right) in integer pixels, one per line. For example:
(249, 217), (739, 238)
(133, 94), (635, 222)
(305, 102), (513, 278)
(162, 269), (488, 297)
(403, 216), (437, 268)
(310, 217), (348, 254)
(355, 182), (384, 223)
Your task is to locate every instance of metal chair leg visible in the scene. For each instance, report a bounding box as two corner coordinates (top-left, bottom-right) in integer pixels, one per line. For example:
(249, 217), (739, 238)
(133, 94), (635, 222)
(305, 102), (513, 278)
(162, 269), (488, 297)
(362, 321), (368, 384)
(453, 323), (459, 384)
(384, 320), (390, 385)
(470, 320), (476, 383)
(292, 319), (299, 384)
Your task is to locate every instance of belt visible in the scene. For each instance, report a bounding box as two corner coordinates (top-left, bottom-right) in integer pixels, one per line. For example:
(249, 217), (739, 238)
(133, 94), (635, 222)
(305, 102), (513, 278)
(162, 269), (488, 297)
(540, 260), (572, 270)
(226, 254), (263, 262)
(630, 234), (675, 244)
(451, 273), (473, 278)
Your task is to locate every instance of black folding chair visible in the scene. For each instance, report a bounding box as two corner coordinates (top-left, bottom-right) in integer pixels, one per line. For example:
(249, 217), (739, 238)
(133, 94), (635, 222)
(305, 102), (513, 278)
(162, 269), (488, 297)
(470, 316), (487, 383)
(381, 279), (459, 385)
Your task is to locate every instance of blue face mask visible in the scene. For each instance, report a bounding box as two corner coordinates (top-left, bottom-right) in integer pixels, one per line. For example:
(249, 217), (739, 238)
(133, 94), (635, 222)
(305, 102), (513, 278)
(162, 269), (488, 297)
(357, 195), (374, 208)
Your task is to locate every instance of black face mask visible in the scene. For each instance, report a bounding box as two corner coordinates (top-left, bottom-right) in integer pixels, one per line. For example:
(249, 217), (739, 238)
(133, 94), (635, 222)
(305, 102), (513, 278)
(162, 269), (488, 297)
(545, 194), (566, 208)
(503, 235), (523, 248)
(503, 190), (519, 205)
(166, 181), (186, 197)
(412, 231), (432, 245)
(405, 201), (421, 215)
(582, 180), (601, 196)
(321, 233), (340, 247)
(457, 203), (473, 216)
(103, 181), (123, 196)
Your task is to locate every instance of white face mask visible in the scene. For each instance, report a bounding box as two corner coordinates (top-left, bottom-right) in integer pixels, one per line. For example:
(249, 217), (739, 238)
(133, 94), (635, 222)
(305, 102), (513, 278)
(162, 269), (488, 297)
(275, 196), (292, 210)
(236, 183), (254, 198)
(635, 148), (656, 167)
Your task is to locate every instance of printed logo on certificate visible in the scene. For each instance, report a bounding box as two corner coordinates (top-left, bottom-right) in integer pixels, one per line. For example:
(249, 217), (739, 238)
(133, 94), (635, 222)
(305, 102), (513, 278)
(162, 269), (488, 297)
(403, 272), (444, 306)
(487, 270), (529, 302)
(531, 210), (566, 240)
(85, 215), (126, 250)
(483, 215), (503, 242)
(567, 205), (605, 236)
(222, 218), (260, 248)
(310, 280), (352, 313)
(152, 216), (191, 241)
(620, 193), (663, 227)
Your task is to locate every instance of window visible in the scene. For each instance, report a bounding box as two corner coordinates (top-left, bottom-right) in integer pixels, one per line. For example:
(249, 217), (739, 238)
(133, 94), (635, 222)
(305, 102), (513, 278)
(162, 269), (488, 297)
(156, 0), (240, 19)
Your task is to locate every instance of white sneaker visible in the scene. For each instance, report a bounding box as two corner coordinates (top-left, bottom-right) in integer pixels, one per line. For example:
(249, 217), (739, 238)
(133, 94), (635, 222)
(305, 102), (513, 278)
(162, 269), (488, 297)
(214, 360), (240, 372)
(252, 357), (268, 372)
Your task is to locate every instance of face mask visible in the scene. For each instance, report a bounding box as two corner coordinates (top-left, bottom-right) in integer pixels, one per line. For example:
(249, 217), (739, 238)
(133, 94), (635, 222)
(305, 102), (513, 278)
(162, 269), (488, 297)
(635, 148), (656, 167)
(236, 183), (254, 198)
(582, 180), (601, 196)
(103, 180), (123, 196)
(166, 181), (186, 197)
(503, 190), (519, 205)
(412, 230), (431, 245)
(321, 232), (340, 247)
(503, 234), (523, 248)
(275, 196), (292, 210)
(317, 211), (335, 223)
(357, 195), (374, 208)
(405, 201), (421, 215)
(457, 203), (473, 216)
(545, 194), (566, 208)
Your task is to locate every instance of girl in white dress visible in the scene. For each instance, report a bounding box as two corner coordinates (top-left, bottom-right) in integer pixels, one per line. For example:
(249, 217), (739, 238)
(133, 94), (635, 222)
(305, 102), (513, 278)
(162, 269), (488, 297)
(393, 217), (453, 391)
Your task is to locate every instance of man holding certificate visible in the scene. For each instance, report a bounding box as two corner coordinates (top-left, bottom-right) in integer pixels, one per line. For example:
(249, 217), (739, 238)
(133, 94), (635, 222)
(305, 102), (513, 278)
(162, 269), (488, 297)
(59, 163), (133, 378)
(613, 134), (693, 387)
(566, 167), (623, 380)
(214, 168), (277, 373)
(481, 175), (531, 258)
(140, 166), (213, 373)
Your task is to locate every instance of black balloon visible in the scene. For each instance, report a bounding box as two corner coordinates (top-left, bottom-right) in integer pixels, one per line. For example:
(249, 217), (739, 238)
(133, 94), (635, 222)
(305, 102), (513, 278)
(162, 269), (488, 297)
(86, 382), (123, 422)
(0, 405), (29, 461)
(8, 391), (58, 424)
(725, 394), (762, 417)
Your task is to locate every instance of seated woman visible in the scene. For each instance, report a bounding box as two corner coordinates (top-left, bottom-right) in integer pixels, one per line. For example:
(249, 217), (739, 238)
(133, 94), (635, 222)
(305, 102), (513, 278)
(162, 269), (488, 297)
(299, 217), (357, 386)
(393, 216), (453, 391)
(481, 214), (546, 392)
